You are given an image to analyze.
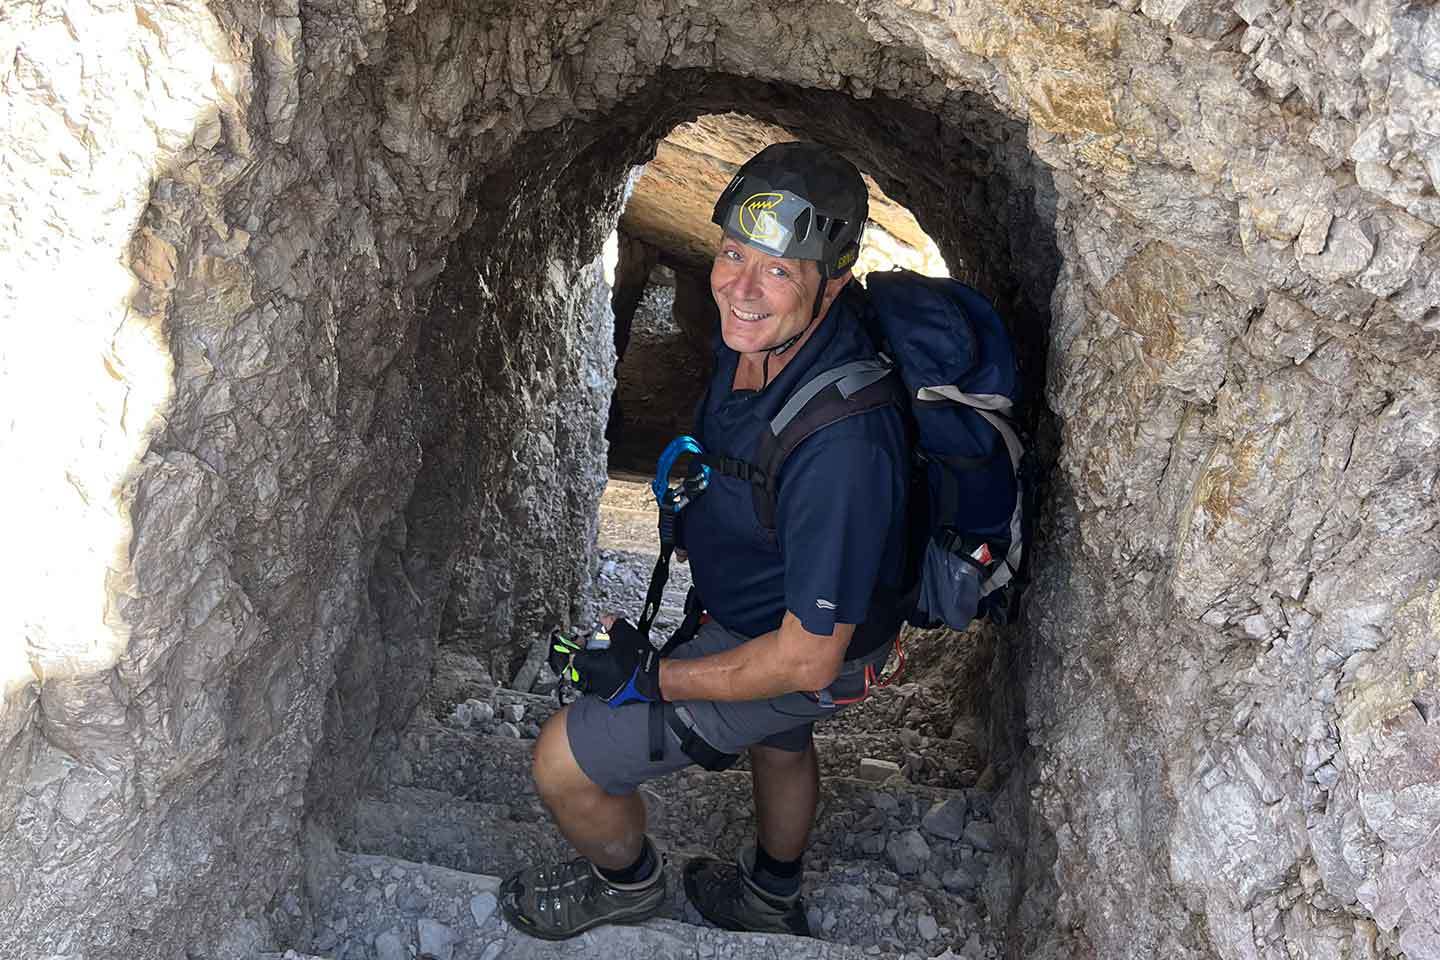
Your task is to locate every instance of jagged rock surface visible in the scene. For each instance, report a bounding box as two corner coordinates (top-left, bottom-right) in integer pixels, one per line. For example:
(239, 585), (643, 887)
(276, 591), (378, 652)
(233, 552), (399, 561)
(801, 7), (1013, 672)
(1, 0), (1437, 958)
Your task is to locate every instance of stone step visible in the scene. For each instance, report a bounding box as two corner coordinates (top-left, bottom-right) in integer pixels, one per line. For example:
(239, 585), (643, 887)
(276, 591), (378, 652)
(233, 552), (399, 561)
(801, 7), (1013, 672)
(348, 793), (984, 955)
(386, 724), (991, 858)
(355, 777), (993, 886)
(294, 850), (919, 960)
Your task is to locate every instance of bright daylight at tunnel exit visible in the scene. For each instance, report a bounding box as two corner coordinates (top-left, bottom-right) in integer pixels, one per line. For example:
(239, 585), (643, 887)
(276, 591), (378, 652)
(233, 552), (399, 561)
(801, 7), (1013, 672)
(1, 2), (1438, 960)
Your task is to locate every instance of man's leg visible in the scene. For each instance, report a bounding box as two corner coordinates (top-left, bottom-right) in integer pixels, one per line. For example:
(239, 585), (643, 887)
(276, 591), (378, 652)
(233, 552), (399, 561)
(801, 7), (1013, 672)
(681, 736), (816, 936)
(531, 705), (646, 871)
(750, 740), (820, 861)
(499, 704), (669, 941)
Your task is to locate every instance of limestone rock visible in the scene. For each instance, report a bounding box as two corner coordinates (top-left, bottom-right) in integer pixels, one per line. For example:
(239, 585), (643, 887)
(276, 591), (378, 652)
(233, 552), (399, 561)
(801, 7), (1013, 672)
(886, 829), (932, 876)
(417, 918), (454, 960)
(962, 821), (996, 854)
(921, 798), (969, 842)
(858, 758), (903, 782)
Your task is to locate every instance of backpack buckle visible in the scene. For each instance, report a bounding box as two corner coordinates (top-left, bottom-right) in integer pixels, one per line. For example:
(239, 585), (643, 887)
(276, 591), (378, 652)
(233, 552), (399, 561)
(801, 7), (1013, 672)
(715, 456), (767, 486)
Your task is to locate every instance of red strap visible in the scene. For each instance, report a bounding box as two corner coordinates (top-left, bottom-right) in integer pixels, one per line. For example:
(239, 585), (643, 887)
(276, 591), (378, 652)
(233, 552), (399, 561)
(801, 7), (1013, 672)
(874, 633), (906, 689)
(814, 633), (907, 707)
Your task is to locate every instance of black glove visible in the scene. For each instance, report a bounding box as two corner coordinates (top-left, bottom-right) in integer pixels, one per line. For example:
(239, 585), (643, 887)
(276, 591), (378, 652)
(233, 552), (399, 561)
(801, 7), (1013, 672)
(550, 619), (662, 707)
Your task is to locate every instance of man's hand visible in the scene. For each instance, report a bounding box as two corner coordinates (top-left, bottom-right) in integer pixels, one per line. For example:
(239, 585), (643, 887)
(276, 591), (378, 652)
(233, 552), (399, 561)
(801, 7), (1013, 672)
(569, 619), (663, 707)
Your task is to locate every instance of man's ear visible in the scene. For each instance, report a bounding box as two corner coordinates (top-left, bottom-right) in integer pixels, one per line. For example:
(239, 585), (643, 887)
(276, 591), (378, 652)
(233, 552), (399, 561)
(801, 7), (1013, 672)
(817, 270), (853, 316)
(825, 270), (853, 295)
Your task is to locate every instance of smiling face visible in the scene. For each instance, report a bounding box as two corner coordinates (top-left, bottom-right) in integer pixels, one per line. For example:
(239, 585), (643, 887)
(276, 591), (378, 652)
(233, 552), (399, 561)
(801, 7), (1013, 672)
(710, 234), (825, 358)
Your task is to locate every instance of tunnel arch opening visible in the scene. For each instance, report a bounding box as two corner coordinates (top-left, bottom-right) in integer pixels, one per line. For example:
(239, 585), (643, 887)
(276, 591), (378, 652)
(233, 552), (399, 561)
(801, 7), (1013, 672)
(361, 68), (1069, 953)
(402, 66), (1063, 676)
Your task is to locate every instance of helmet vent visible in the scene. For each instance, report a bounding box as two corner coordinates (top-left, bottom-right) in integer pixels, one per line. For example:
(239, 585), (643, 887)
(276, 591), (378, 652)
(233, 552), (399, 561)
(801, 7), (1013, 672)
(794, 208), (812, 242)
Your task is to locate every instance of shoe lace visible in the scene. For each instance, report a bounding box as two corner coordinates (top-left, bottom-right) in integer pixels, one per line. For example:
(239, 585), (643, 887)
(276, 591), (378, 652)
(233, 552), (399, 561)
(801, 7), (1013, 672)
(531, 858), (603, 919)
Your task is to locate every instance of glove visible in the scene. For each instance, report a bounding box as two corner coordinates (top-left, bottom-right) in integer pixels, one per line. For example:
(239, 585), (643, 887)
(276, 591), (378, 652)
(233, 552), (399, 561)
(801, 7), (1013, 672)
(551, 619), (663, 707)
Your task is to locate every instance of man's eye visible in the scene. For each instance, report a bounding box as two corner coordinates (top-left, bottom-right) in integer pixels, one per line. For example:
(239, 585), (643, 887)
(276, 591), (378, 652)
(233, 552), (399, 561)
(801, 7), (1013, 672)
(723, 249), (742, 261)
(768, 267), (789, 279)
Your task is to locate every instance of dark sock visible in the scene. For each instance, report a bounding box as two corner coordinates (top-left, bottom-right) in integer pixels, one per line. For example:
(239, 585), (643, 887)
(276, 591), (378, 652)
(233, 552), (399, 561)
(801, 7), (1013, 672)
(597, 837), (657, 886)
(750, 842), (802, 897)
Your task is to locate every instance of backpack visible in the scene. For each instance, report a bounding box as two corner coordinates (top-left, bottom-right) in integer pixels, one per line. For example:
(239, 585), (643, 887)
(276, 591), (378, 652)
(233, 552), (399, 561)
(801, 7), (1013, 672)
(708, 269), (1029, 631)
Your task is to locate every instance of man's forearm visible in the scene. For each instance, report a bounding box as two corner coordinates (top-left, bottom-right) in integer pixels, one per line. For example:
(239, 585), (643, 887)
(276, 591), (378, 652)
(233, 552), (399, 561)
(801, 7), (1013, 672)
(658, 613), (850, 703)
(658, 628), (790, 702)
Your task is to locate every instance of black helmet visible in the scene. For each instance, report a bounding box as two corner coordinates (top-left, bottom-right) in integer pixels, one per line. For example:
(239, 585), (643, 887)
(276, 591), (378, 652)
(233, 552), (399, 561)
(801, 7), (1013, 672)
(711, 142), (868, 279)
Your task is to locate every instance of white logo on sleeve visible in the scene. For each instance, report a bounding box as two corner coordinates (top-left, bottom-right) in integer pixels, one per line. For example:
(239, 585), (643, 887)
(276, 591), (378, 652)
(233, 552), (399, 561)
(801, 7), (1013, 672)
(815, 598), (837, 611)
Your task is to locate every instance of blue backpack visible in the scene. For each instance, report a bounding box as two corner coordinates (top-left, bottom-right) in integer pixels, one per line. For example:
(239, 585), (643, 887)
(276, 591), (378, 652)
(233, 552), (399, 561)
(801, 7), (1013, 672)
(717, 269), (1029, 631)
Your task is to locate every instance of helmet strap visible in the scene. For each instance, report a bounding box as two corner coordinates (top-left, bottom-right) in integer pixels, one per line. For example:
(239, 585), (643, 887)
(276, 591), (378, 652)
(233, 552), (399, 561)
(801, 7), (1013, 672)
(759, 319), (812, 390)
(810, 267), (830, 321)
(758, 269), (830, 389)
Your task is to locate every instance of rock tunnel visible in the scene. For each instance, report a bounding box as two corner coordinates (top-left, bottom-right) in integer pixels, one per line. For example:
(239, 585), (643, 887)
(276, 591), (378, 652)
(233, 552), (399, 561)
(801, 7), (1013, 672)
(3, 1), (1439, 958)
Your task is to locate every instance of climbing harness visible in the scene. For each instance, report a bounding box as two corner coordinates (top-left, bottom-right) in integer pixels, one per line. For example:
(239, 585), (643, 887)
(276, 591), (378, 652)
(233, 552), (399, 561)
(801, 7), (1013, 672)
(813, 634), (906, 707)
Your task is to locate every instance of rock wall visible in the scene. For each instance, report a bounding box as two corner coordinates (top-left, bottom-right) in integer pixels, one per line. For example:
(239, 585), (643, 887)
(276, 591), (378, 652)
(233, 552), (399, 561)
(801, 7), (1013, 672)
(1, 1), (1437, 959)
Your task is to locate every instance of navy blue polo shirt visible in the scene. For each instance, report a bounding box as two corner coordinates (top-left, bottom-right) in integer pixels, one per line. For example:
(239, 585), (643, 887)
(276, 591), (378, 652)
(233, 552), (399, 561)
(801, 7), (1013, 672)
(678, 282), (908, 645)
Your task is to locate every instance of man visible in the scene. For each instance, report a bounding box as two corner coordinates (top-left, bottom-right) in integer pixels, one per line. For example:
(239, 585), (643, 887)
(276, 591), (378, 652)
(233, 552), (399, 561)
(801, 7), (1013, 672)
(499, 142), (909, 941)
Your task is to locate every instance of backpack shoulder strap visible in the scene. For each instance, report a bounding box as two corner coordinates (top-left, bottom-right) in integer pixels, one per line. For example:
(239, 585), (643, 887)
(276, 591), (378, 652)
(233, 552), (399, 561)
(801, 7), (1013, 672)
(750, 359), (903, 530)
(700, 360), (903, 529)
(769, 360), (894, 435)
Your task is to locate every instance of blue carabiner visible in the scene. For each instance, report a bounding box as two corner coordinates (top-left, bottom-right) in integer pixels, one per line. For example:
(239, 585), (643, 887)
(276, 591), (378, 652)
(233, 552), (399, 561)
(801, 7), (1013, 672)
(653, 435), (711, 511)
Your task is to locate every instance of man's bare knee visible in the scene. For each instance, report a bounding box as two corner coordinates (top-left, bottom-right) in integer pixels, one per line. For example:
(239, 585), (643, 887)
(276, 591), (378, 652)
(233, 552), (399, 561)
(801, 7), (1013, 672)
(533, 707), (597, 804)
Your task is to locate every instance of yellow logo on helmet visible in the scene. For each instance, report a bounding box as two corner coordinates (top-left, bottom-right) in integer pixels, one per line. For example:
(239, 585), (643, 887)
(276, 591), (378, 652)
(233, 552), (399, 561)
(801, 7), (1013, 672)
(836, 248), (857, 270)
(738, 192), (785, 248)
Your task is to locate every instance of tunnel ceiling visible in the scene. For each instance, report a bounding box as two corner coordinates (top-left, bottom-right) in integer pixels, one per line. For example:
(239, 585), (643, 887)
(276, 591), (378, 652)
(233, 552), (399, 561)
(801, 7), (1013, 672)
(3, 1), (1439, 959)
(618, 112), (943, 272)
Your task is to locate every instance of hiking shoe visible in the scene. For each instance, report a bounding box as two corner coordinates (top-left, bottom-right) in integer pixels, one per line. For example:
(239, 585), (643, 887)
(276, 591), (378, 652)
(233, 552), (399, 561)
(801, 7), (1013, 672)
(683, 845), (810, 937)
(498, 854), (665, 941)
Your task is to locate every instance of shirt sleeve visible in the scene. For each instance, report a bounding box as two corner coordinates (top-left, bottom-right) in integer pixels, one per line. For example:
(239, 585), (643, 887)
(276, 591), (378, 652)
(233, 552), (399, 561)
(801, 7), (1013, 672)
(775, 417), (904, 636)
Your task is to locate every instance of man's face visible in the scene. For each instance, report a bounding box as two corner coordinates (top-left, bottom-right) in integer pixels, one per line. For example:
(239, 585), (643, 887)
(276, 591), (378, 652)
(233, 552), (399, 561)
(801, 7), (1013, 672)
(710, 235), (823, 357)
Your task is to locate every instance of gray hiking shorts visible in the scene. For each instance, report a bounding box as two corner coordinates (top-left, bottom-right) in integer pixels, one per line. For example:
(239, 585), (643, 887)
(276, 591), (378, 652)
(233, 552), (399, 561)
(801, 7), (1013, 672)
(567, 620), (852, 795)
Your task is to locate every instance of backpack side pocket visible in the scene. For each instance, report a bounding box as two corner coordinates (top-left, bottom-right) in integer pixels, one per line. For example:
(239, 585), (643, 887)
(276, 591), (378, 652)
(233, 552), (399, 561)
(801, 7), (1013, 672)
(915, 536), (983, 629)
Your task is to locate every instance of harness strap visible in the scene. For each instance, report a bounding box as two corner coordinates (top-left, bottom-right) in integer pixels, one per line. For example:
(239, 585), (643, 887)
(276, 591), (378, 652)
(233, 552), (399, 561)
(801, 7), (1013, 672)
(638, 509), (676, 638)
(660, 587), (706, 656)
(970, 408), (1024, 596)
(816, 633), (906, 707)
(640, 510), (678, 763)
(649, 699), (665, 763)
(649, 588), (706, 761)
(666, 704), (740, 771)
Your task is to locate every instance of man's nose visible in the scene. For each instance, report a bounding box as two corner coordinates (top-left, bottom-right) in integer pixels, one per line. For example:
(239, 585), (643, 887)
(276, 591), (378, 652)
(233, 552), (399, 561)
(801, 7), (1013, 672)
(729, 261), (763, 300)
